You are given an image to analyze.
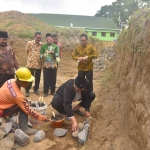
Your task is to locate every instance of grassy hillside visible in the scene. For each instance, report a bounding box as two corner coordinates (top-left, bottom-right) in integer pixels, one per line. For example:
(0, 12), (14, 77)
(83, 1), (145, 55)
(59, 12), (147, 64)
(0, 11), (82, 39)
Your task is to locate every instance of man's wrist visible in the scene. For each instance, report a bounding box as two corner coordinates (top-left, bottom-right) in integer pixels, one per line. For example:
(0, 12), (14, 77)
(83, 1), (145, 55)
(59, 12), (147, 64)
(85, 109), (90, 112)
(70, 116), (76, 123)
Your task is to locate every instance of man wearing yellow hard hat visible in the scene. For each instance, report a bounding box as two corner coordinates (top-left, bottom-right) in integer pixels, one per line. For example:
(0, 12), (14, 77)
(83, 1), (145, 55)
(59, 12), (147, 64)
(0, 67), (50, 135)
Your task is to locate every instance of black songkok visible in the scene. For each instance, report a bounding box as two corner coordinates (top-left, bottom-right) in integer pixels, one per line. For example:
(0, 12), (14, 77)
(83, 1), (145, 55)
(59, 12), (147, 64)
(0, 31), (8, 38)
(75, 74), (86, 89)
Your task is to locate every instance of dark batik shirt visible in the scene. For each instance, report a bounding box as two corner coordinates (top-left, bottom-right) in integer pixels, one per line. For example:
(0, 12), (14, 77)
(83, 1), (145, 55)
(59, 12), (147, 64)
(0, 44), (19, 74)
(72, 44), (98, 71)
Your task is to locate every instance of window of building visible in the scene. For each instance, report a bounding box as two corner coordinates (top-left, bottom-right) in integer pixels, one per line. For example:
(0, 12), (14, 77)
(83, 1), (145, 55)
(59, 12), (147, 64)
(101, 32), (106, 37)
(92, 32), (97, 36)
(110, 32), (115, 37)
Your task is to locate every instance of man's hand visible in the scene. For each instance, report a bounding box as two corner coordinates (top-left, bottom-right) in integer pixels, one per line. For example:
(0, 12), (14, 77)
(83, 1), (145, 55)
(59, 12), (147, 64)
(42, 54), (46, 59)
(44, 117), (51, 122)
(56, 57), (60, 63)
(85, 111), (91, 118)
(72, 121), (78, 132)
(70, 117), (79, 132)
(78, 56), (88, 62)
(49, 51), (54, 54)
(78, 57), (83, 62)
(82, 56), (88, 60)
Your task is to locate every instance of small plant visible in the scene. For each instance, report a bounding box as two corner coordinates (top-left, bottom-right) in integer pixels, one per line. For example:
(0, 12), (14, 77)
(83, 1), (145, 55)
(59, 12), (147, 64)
(16, 31), (34, 39)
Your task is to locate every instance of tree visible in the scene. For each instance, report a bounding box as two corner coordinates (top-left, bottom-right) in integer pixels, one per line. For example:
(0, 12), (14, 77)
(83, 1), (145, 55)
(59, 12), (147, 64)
(95, 0), (150, 28)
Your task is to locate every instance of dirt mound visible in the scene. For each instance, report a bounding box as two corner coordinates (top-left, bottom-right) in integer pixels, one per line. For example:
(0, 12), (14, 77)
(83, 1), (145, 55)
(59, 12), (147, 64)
(114, 8), (150, 150)
(83, 8), (150, 150)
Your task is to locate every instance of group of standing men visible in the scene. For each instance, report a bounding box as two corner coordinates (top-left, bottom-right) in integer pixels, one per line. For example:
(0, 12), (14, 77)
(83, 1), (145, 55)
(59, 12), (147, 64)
(25, 32), (97, 97)
(0, 30), (98, 133)
(0, 30), (62, 97)
(25, 32), (62, 97)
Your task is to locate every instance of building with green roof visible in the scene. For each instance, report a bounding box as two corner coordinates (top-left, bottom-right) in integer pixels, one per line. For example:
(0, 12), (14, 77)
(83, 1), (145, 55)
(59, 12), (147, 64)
(31, 13), (120, 41)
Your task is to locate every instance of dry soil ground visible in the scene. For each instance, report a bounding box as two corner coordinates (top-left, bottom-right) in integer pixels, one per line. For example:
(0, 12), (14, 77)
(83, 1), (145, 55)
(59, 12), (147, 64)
(15, 51), (102, 150)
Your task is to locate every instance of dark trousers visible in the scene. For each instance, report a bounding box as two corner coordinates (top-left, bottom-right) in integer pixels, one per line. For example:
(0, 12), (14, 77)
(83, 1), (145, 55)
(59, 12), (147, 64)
(43, 68), (57, 94)
(51, 92), (95, 115)
(78, 71), (93, 92)
(25, 68), (41, 92)
(1, 105), (21, 118)
(0, 74), (14, 87)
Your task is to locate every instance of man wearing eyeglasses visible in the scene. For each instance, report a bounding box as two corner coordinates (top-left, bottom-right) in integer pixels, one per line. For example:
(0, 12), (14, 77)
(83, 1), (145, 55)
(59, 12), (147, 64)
(50, 74), (95, 131)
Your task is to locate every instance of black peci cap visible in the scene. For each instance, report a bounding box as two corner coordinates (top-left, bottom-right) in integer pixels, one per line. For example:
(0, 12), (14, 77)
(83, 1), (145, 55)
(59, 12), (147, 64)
(0, 31), (8, 38)
(75, 74), (86, 89)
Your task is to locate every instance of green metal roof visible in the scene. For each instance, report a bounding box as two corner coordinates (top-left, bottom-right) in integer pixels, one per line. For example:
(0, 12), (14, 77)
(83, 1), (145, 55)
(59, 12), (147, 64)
(31, 13), (119, 31)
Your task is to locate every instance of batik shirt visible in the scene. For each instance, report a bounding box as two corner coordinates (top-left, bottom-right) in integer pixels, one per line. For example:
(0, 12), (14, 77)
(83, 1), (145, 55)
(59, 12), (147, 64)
(0, 44), (19, 74)
(26, 40), (44, 69)
(72, 44), (98, 71)
(40, 43), (59, 68)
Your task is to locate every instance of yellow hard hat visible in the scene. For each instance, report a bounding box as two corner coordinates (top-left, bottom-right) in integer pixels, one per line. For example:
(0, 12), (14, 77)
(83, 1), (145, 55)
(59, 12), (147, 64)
(15, 67), (35, 82)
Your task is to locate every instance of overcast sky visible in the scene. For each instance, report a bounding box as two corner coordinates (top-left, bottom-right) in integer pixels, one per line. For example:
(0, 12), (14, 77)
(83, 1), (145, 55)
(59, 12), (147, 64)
(0, 0), (116, 16)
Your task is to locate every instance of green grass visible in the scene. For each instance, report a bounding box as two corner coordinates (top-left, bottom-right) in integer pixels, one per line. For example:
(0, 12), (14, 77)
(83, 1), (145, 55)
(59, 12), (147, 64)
(16, 31), (34, 39)
(5, 21), (14, 28)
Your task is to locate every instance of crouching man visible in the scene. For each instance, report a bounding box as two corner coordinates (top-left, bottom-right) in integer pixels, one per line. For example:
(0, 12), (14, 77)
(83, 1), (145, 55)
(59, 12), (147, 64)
(51, 74), (95, 131)
(0, 67), (50, 135)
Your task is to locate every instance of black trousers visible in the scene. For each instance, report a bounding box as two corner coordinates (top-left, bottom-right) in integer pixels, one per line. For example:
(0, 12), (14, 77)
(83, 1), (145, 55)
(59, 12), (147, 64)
(43, 68), (57, 94)
(51, 92), (95, 115)
(25, 68), (41, 92)
(0, 74), (14, 87)
(78, 71), (93, 92)
(1, 105), (21, 117)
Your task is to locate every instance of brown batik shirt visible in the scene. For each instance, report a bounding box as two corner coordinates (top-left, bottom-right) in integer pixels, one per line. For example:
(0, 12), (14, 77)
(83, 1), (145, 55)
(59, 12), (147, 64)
(0, 44), (19, 74)
(72, 44), (98, 71)
(26, 40), (44, 69)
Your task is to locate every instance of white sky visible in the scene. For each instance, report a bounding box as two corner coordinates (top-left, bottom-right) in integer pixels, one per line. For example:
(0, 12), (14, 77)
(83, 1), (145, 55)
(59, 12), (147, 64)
(0, 0), (116, 16)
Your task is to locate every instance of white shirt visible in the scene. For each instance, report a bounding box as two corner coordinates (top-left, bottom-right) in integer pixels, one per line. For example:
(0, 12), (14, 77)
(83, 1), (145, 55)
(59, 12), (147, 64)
(73, 92), (81, 102)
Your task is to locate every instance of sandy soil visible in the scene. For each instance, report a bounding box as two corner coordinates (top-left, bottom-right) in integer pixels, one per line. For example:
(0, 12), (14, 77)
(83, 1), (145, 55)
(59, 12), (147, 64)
(14, 51), (101, 150)
(8, 9), (150, 149)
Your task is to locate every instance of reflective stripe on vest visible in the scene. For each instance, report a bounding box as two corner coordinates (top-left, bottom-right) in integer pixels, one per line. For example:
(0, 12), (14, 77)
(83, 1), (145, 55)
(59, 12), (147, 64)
(7, 80), (17, 97)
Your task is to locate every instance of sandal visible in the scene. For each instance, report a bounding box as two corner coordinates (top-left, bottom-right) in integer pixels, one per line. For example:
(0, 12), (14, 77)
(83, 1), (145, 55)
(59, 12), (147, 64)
(73, 110), (84, 117)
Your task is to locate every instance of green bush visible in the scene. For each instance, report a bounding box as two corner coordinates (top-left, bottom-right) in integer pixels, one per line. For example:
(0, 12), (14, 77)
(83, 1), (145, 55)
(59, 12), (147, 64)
(5, 22), (14, 28)
(16, 31), (34, 39)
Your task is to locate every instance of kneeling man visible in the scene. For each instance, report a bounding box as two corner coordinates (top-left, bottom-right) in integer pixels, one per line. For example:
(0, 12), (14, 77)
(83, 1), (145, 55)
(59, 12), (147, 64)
(51, 74), (95, 131)
(0, 67), (50, 135)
